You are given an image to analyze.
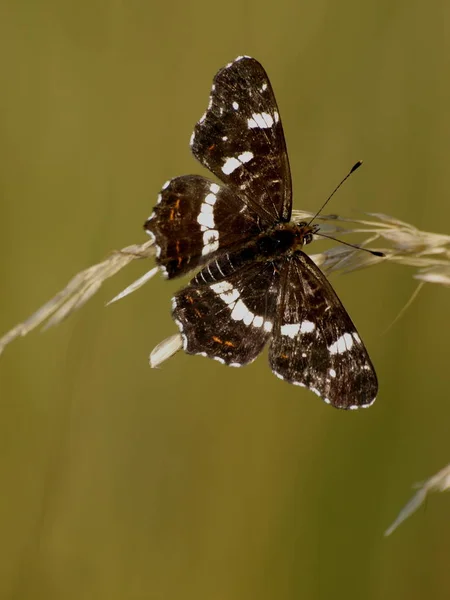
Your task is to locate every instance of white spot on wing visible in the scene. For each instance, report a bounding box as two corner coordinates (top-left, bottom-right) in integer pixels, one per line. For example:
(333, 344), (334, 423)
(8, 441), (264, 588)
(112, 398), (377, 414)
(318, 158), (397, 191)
(232, 101), (239, 110)
(253, 315), (263, 328)
(264, 321), (273, 333)
(293, 381), (306, 388)
(210, 183), (220, 194)
(200, 202), (213, 214)
(280, 321), (315, 338)
(231, 299), (251, 321)
(243, 310), (255, 326)
(329, 368), (336, 378)
(210, 281), (233, 294)
(221, 288), (240, 305)
(174, 318), (187, 348)
(197, 211), (215, 229)
(362, 396), (377, 408)
(300, 320), (316, 334)
(210, 282), (266, 330)
(221, 151), (254, 175)
(328, 332), (354, 355)
(280, 323), (300, 338)
(197, 189), (220, 256)
(222, 157), (241, 175)
(247, 112), (274, 129)
(202, 230), (219, 255)
(238, 151), (253, 163)
(162, 180), (170, 190)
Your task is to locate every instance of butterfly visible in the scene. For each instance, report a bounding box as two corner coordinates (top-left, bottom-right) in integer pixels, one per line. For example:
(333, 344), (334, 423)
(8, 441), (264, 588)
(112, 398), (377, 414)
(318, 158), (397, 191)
(144, 56), (378, 409)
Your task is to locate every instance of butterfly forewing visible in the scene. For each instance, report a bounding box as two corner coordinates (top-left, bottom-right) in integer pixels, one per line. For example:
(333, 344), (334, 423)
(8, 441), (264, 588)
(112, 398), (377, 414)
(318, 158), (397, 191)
(145, 175), (261, 279)
(172, 260), (280, 366)
(269, 253), (378, 409)
(190, 56), (292, 225)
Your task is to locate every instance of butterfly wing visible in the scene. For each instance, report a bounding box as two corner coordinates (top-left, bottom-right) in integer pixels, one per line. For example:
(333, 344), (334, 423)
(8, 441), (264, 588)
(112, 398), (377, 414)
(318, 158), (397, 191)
(172, 260), (280, 366)
(145, 175), (261, 279)
(269, 253), (378, 409)
(190, 56), (292, 225)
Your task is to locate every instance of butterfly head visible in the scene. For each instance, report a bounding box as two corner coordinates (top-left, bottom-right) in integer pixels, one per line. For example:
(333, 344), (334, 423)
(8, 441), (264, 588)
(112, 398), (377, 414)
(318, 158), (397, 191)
(294, 221), (319, 248)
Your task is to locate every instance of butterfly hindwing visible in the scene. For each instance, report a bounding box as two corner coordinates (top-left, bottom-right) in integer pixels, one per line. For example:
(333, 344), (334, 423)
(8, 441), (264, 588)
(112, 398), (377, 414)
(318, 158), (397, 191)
(145, 175), (261, 279)
(269, 253), (378, 409)
(190, 56), (292, 225)
(172, 260), (280, 366)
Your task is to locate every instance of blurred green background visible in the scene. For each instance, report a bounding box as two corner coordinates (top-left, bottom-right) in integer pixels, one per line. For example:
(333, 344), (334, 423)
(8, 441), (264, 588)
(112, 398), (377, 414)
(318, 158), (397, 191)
(1, 1), (449, 599)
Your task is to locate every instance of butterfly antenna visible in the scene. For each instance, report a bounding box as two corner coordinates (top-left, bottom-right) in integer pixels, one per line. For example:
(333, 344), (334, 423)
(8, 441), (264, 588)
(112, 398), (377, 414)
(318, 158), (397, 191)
(307, 160), (363, 226)
(315, 231), (384, 257)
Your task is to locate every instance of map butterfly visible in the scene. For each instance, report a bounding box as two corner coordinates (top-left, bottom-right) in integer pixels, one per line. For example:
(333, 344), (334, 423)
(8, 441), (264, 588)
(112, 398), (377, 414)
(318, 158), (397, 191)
(145, 56), (378, 409)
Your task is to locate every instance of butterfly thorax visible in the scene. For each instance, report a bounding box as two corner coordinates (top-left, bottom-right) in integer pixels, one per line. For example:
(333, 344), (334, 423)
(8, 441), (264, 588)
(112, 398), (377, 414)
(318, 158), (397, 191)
(193, 221), (317, 286)
(254, 221), (316, 259)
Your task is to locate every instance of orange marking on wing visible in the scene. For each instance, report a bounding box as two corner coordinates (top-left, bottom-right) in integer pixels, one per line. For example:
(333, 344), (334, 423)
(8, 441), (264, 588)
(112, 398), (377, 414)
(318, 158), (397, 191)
(224, 340), (235, 347)
(194, 308), (203, 318)
(186, 295), (194, 304)
(170, 199), (181, 221)
(212, 336), (223, 344)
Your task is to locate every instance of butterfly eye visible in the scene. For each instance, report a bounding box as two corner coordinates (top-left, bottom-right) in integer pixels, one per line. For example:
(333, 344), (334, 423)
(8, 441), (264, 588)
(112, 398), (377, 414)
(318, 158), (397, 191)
(303, 232), (313, 245)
